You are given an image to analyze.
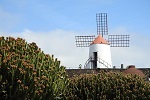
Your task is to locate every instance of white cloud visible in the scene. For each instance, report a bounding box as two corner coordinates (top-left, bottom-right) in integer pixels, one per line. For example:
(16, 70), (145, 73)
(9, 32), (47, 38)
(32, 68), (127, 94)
(1, 28), (150, 69)
(0, 29), (89, 69)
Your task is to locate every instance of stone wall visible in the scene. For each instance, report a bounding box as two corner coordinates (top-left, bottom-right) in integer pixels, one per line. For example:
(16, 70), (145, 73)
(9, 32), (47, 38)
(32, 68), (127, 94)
(66, 68), (150, 78)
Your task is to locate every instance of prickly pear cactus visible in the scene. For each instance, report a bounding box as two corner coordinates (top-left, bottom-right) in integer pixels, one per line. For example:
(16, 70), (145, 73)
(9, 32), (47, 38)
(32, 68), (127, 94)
(0, 36), (68, 100)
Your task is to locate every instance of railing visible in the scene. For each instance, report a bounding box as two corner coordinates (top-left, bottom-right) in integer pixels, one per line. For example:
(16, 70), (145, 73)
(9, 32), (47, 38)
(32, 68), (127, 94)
(84, 57), (111, 69)
(84, 57), (93, 69)
(97, 57), (111, 68)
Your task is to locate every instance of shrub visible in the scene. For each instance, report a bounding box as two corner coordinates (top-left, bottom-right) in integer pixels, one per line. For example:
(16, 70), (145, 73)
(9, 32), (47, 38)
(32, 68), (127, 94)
(0, 36), (68, 100)
(66, 71), (150, 100)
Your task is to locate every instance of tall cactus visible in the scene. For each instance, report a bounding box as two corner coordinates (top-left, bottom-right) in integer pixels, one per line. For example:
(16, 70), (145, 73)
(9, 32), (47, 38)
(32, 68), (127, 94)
(0, 36), (68, 100)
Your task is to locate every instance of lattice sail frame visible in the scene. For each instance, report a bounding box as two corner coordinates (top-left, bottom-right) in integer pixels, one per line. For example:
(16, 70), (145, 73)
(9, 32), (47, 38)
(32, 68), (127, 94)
(108, 35), (130, 47)
(96, 13), (108, 37)
(75, 36), (95, 47)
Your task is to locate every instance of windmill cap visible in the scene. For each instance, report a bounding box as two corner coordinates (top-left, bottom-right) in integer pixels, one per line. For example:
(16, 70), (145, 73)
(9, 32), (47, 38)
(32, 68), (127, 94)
(91, 35), (108, 44)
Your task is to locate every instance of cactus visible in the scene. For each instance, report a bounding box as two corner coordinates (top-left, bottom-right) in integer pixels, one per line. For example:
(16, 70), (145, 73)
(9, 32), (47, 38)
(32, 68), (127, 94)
(0, 36), (68, 100)
(66, 71), (150, 99)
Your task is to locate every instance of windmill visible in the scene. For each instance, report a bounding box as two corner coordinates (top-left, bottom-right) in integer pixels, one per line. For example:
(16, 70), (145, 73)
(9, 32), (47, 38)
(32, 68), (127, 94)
(75, 13), (129, 69)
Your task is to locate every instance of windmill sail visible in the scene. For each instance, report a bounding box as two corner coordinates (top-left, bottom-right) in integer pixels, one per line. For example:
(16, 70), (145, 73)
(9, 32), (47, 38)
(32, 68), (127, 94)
(75, 13), (130, 47)
(96, 13), (108, 37)
(108, 35), (130, 47)
(75, 35), (95, 47)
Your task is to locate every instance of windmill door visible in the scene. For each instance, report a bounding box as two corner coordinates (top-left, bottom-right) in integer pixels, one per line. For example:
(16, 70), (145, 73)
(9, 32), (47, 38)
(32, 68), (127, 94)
(93, 52), (97, 69)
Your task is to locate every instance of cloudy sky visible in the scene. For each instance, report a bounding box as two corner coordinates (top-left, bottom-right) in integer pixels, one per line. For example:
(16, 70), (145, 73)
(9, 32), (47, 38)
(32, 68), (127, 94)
(0, 0), (150, 69)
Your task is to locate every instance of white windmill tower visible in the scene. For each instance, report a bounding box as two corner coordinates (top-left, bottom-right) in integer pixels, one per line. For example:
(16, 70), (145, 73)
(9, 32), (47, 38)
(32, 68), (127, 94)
(75, 13), (130, 69)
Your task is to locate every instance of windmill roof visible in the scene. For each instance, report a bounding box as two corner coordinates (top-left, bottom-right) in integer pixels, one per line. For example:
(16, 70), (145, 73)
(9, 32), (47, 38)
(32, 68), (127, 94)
(91, 35), (108, 44)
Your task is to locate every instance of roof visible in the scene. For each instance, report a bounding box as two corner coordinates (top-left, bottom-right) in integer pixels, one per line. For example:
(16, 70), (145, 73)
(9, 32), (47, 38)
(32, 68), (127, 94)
(123, 65), (145, 77)
(91, 35), (108, 44)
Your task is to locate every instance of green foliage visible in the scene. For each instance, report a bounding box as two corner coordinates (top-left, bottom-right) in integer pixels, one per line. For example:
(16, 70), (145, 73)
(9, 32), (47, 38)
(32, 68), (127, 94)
(0, 36), (68, 100)
(66, 71), (150, 100)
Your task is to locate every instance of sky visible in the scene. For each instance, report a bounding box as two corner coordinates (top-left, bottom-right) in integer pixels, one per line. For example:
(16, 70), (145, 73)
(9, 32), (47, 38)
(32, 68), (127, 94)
(0, 0), (150, 69)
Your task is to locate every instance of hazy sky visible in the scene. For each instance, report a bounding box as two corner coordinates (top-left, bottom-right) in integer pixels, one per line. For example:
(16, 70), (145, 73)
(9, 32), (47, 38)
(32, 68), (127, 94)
(0, 0), (150, 69)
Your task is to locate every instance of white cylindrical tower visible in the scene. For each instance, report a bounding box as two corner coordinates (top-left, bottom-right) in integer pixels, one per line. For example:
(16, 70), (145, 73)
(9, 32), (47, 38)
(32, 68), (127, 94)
(86, 35), (112, 69)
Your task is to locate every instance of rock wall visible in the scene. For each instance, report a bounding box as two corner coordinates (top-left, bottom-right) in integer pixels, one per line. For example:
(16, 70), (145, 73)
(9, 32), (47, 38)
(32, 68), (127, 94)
(66, 68), (150, 78)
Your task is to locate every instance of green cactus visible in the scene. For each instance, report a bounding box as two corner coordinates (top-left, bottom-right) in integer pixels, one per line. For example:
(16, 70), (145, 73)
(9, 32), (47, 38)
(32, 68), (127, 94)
(66, 71), (150, 99)
(0, 36), (68, 100)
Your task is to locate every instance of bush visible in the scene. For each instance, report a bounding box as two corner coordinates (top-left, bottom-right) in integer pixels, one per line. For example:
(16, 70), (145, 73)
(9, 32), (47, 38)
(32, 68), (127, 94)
(0, 36), (68, 100)
(66, 71), (150, 100)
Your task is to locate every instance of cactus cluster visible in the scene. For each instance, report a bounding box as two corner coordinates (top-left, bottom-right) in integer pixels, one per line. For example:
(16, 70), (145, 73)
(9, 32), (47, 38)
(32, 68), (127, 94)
(0, 36), (68, 100)
(1, 36), (150, 100)
(66, 71), (150, 100)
